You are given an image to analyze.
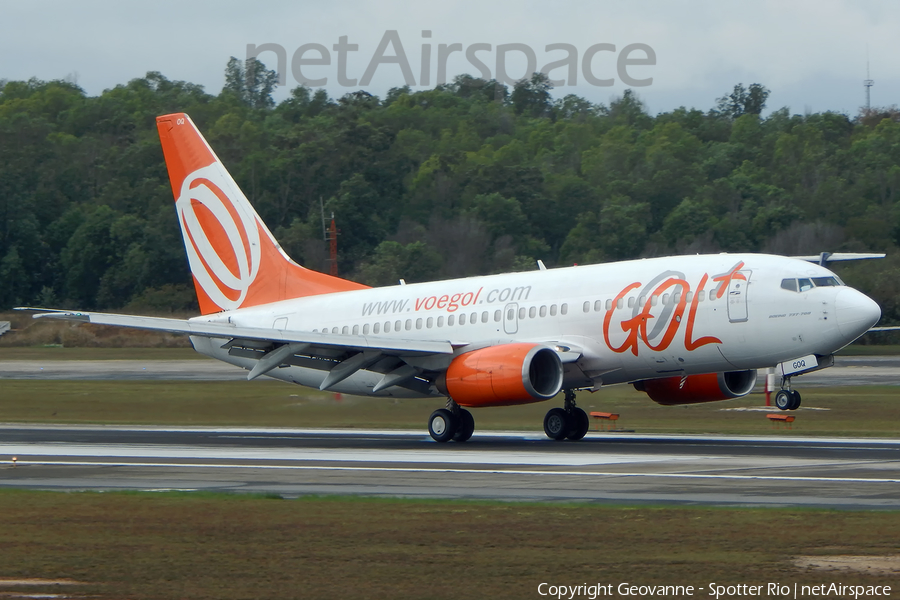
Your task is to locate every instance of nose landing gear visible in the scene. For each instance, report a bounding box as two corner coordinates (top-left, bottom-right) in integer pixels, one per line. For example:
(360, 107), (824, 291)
(774, 377), (802, 411)
(543, 390), (589, 441)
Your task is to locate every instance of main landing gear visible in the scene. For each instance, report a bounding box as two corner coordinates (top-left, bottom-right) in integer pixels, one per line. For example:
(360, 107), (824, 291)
(543, 389), (590, 441)
(774, 376), (802, 411)
(428, 399), (475, 443)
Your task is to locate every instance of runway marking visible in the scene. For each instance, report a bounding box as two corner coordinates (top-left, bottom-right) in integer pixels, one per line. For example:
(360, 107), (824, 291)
(9, 460), (900, 484)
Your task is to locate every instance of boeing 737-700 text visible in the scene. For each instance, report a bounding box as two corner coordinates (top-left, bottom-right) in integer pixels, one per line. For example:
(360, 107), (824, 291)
(20, 113), (883, 442)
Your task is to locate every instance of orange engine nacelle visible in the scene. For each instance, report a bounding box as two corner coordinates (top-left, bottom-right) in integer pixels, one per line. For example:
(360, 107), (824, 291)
(633, 370), (757, 405)
(437, 343), (564, 408)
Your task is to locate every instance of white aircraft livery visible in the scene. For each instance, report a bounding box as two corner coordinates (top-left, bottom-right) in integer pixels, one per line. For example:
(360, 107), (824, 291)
(22, 113), (883, 442)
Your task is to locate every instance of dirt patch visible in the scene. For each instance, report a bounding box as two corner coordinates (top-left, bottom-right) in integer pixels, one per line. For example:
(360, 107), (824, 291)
(795, 555), (900, 575)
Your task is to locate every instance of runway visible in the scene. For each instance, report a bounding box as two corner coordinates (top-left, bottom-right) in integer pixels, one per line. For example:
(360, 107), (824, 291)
(2, 356), (900, 385)
(2, 425), (899, 508)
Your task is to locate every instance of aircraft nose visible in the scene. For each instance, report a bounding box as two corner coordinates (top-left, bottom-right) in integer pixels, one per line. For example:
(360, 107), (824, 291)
(835, 288), (881, 342)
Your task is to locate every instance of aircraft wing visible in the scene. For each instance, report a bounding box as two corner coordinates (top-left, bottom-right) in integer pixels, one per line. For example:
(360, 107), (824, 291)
(18, 309), (458, 392)
(793, 252), (886, 266)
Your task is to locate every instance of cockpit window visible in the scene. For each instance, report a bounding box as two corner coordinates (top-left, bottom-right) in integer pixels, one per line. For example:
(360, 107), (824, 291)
(782, 276), (843, 292)
(780, 278), (798, 292)
(811, 276), (841, 287)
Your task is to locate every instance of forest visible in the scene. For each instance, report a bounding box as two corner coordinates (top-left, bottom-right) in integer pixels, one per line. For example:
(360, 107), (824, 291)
(1, 57), (899, 326)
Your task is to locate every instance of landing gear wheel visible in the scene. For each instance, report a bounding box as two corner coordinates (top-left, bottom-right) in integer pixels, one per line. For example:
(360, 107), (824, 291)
(774, 390), (792, 411)
(544, 407), (569, 441)
(789, 390), (801, 411)
(428, 409), (457, 442)
(566, 407), (590, 441)
(453, 409), (475, 442)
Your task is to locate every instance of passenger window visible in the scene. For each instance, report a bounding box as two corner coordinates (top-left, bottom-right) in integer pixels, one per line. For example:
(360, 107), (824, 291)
(594, 300), (602, 312)
(627, 297), (635, 308)
(651, 295), (658, 306)
(450, 314), (457, 326)
(606, 299), (612, 310)
(709, 290), (716, 301)
(481, 311), (488, 323)
(560, 303), (567, 315)
(686, 291), (693, 302)
(798, 278), (813, 292)
(470, 312), (477, 324)
(673, 292), (682, 304)
(529, 306), (536, 318)
(426, 317), (433, 329)
(395, 320), (402, 331)
(519, 307), (526, 319)
(415, 318), (422, 330)
(384, 321), (391, 333)
(342, 326), (349, 334)
(373, 322), (380, 334)
(583, 301), (590, 313)
(363, 324), (370, 334)
(352, 325), (359, 335)
(437, 316), (444, 327)
(459, 314), (466, 325)
(663, 294), (669, 305)
(332, 327), (339, 334)
(639, 295), (646, 306)
(550, 305), (557, 316)
(616, 298), (624, 309)
(781, 278), (798, 292)
(507, 308), (515, 320)
(405, 319), (412, 331)
(494, 309), (502, 322)
(539, 306), (547, 317)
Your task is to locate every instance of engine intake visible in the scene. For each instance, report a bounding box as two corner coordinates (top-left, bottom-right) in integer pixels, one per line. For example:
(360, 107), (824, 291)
(634, 370), (757, 405)
(438, 343), (564, 407)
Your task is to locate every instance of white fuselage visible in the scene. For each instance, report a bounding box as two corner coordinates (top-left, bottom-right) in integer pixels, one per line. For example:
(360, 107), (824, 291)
(188, 253), (880, 398)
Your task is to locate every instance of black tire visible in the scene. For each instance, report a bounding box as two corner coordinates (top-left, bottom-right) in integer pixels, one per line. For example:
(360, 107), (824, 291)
(566, 408), (590, 441)
(453, 409), (475, 442)
(774, 390), (792, 411)
(543, 408), (569, 440)
(789, 390), (802, 411)
(428, 409), (457, 442)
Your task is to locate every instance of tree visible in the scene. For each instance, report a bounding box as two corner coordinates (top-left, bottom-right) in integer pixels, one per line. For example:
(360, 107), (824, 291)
(510, 72), (553, 117)
(222, 56), (279, 109)
(716, 83), (770, 119)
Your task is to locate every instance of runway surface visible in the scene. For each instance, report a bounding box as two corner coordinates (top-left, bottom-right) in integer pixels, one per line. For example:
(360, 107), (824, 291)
(2, 425), (899, 508)
(2, 356), (900, 385)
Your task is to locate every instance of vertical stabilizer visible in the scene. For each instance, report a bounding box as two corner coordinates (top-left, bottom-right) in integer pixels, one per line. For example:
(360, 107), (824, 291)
(156, 113), (368, 315)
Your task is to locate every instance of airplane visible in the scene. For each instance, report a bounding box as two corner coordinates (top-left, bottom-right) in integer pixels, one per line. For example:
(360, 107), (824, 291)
(19, 113), (884, 442)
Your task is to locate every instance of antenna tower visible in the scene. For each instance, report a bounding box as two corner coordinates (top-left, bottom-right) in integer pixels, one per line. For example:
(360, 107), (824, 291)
(864, 51), (874, 110)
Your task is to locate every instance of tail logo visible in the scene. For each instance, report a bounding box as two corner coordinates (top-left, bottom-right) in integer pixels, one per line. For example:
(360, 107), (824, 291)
(175, 165), (261, 311)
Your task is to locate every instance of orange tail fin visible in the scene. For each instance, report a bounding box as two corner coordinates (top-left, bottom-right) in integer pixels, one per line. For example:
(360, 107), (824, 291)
(156, 113), (368, 315)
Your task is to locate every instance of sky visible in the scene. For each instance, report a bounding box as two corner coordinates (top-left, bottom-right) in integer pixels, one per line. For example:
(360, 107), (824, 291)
(2, 0), (898, 116)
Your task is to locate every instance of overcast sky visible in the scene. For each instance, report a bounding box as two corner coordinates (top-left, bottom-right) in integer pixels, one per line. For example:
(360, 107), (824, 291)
(2, 0), (897, 116)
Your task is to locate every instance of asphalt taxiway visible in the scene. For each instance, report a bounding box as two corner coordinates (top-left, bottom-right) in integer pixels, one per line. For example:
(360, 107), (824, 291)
(2, 426), (899, 508)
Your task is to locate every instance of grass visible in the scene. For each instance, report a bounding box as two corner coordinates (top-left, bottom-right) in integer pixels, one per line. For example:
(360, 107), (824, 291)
(0, 346), (204, 360)
(1, 379), (899, 436)
(0, 490), (896, 600)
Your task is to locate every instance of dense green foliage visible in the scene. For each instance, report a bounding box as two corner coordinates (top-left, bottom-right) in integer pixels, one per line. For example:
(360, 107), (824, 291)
(2, 60), (900, 324)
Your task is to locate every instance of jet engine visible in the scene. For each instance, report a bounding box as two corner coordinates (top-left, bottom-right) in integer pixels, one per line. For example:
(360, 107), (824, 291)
(437, 343), (564, 407)
(633, 370), (757, 405)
